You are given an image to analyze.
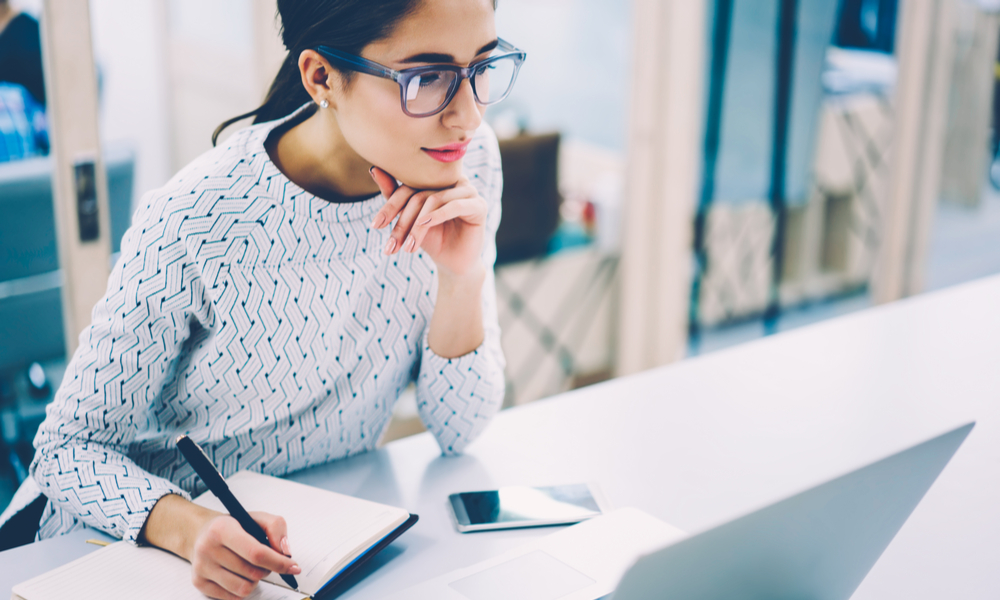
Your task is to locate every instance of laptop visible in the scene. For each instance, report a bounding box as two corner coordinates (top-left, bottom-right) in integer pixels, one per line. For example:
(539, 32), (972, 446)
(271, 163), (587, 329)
(387, 422), (973, 600)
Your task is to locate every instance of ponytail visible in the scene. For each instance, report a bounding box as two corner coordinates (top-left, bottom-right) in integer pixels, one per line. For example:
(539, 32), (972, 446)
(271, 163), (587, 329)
(212, 0), (425, 147)
(212, 53), (313, 146)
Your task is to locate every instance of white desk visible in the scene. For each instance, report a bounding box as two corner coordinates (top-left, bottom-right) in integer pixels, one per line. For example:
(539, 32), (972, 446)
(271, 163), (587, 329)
(3, 275), (999, 598)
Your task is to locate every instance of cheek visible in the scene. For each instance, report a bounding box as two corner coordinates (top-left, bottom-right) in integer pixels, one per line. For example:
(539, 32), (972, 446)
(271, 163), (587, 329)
(338, 88), (413, 164)
(336, 85), (473, 189)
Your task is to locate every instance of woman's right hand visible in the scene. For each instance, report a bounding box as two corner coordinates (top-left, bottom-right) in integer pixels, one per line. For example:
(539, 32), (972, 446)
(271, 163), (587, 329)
(142, 494), (300, 600)
(189, 511), (302, 600)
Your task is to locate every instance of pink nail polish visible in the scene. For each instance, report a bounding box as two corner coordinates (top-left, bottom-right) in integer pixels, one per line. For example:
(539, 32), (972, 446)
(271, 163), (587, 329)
(404, 235), (416, 252)
(372, 213), (386, 229)
(385, 237), (396, 254)
(290, 564), (302, 575)
(418, 217), (431, 226)
(281, 536), (290, 555)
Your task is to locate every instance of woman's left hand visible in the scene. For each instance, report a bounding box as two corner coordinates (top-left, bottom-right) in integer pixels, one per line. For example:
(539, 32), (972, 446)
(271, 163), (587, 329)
(369, 167), (487, 279)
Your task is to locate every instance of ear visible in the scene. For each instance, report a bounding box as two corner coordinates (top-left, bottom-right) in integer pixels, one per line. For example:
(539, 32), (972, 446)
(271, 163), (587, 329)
(297, 50), (344, 107)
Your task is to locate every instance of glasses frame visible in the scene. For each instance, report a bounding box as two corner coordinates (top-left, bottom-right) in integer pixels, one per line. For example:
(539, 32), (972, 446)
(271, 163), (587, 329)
(314, 38), (527, 118)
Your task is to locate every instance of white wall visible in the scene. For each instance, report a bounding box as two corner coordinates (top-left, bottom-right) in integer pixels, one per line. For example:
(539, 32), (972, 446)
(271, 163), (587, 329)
(90, 0), (172, 204)
(9, 0), (41, 16)
(86, 0), (281, 212)
(493, 0), (632, 151)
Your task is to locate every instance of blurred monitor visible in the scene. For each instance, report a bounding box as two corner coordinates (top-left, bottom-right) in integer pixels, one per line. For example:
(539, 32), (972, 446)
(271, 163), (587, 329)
(0, 145), (134, 372)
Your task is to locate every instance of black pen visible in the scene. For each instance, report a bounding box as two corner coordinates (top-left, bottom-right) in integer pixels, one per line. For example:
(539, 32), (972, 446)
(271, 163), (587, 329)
(176, 435), (299, 590)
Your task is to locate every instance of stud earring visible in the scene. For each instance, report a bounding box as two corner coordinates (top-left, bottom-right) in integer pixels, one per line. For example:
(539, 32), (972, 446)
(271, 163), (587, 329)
(319, 99), (329, 109)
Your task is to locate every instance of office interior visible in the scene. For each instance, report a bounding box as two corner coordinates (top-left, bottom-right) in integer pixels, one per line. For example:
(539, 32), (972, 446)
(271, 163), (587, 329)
(1, 0), (999, 596)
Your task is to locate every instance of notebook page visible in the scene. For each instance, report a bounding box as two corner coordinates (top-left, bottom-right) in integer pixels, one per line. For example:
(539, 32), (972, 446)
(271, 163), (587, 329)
(193, 471), (408, 594)
(12, 541), (308, 600)
(302, 508), (408, 585)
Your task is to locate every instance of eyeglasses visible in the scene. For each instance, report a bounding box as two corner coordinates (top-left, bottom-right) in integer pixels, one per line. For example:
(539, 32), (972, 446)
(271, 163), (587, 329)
(314, 38), (527, 118)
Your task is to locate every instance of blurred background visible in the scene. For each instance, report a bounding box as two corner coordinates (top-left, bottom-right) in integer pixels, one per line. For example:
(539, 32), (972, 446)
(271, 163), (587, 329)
(2, 0), (1000, 510)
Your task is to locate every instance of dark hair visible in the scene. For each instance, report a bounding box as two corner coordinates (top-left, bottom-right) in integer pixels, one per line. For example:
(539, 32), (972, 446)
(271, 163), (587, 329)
(212, 0), (421, 146)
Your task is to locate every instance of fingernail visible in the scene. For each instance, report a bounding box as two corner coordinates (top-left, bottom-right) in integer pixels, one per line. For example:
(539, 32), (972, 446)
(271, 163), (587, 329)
(290, 563), (302, 575)
(281, 536), (290, 556)
(418, 217), (431, 226)
(372, 213), (386, 229)
(385, 237), (396, 254)
(404, 235), (416, 252)
(369, 166), (376, 179)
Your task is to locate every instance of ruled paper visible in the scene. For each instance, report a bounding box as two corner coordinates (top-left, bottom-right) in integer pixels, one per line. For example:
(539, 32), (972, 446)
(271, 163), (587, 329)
(12, 542), (309, 600)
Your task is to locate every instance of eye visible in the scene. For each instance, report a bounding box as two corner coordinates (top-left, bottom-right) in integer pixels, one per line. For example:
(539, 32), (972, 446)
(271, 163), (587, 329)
(418, 73), (442, 87)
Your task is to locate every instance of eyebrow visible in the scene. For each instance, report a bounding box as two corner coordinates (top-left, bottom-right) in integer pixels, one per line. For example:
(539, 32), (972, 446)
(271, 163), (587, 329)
(398, 39), (499, 65)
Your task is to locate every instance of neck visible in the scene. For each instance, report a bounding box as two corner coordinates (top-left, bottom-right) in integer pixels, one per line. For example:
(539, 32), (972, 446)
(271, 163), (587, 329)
(267, 107), (380, 202)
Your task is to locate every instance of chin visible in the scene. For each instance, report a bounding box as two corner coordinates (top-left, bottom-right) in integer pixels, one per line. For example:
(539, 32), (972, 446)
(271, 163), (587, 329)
(398, 160), (465, 190)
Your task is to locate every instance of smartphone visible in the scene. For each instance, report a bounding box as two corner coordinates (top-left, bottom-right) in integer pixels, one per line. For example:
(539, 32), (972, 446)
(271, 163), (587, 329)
(447, 483), (612, 533)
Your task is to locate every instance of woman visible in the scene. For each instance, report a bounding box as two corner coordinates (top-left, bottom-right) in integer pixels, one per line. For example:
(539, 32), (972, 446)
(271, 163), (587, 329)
(0, 0), (48, 162)
(0, 0), (46, 107)
(21, 0), (521, 597)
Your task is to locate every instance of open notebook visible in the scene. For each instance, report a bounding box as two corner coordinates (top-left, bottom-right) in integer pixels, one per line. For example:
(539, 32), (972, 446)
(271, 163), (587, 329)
(12, 471), (417, 600)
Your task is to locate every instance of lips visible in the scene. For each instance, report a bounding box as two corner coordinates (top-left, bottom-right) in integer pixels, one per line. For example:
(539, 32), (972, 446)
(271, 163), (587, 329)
(422, 141), (470, 163)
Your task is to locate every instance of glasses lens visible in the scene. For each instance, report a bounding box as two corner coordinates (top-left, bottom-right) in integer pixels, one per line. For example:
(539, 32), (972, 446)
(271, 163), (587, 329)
(473, 56), (519, 105)
(404, 70), (459, 116)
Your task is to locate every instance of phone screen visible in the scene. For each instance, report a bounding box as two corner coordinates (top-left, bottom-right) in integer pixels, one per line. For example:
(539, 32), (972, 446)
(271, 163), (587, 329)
(453, 484), (602, 525)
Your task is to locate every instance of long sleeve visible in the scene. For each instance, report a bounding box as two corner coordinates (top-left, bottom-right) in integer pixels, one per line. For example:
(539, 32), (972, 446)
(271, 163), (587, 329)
(28, 113), (510, 541)
(415, 130), (507, 454)
(30, 191), (211, 544)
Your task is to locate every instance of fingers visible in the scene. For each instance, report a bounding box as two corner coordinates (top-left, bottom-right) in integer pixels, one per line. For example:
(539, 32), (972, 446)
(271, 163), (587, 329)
(370, 167), (407, 230)
(251, 511), (290, 556)
(219, 518), (301, 575)
(195, 562), (259, 599)
(193, 577), (246, 600)
(374, 182), (420, 235)
(408, 193), (487, 251)
(370, 166), (398, 200)
(191, 541), (264, 600)
(191, 514), (300, 600)
(367, 170), (486, 256)
(216, 545), (271, 582)
(390, 190), (433, 254)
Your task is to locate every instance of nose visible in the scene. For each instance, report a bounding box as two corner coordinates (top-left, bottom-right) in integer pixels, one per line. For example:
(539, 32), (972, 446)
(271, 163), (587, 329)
(441, 78), (483, 132)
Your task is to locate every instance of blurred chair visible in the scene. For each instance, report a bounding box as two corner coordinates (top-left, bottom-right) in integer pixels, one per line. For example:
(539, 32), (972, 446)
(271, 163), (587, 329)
(491, 133), (622, 405)
(495, 132), (562, 266)
(835, 0), (897, 54)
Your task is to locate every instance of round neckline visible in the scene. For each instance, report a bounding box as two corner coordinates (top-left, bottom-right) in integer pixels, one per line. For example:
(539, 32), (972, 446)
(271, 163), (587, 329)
(252, 103), (385, 224)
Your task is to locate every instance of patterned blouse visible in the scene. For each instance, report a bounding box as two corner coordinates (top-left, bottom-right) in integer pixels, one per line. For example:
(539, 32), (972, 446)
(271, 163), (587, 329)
(29, 104), (506, 543)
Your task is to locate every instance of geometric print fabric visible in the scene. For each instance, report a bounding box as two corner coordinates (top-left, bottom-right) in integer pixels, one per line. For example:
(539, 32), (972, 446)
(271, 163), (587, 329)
(29, 104), (506, 543)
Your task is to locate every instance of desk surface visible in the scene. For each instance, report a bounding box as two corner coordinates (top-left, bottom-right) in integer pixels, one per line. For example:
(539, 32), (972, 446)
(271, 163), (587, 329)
(3, 275), (999, 599)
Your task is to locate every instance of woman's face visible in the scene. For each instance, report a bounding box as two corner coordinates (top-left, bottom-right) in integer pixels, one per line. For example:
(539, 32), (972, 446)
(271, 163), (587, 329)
(328, 0), (497, 190)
